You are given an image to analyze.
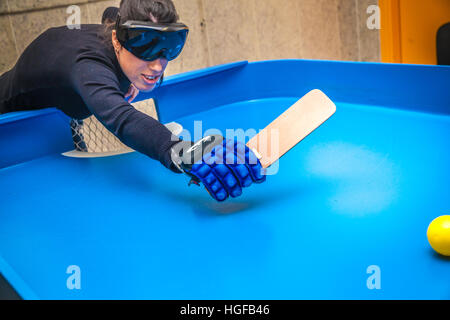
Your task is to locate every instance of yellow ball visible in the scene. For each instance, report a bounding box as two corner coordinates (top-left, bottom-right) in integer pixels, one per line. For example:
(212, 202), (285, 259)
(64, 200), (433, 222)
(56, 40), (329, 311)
(427, 215), (450, 256)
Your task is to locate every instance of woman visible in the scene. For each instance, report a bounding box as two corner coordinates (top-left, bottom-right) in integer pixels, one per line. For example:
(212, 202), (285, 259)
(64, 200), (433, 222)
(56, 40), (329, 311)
(0, 0), (265, 202)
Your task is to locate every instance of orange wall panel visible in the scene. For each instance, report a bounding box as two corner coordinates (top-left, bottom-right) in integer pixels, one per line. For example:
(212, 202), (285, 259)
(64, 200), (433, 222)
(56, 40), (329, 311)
(380, 0), (450, 64)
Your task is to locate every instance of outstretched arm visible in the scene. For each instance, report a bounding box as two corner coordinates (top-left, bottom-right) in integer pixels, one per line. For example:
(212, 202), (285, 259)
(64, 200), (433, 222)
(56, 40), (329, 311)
(71, 58), (180, 172)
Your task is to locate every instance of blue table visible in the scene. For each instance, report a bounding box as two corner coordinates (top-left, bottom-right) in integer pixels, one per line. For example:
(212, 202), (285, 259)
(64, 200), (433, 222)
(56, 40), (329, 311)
(1, 60), (449, 299)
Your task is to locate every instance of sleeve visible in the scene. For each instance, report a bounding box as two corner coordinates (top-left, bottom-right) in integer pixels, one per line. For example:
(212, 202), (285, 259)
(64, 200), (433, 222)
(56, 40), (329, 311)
(71, 58), (181, 172)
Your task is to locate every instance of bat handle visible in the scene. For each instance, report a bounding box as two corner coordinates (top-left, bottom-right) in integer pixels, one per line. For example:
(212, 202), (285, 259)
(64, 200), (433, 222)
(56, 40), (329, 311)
(248, 147), (268, 176)
(249, 147), (262, 160)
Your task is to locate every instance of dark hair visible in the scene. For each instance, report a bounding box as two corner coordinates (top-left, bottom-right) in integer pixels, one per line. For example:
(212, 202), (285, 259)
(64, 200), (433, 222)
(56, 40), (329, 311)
(102, 7), (119, 24)
(119, 0), (179, 23)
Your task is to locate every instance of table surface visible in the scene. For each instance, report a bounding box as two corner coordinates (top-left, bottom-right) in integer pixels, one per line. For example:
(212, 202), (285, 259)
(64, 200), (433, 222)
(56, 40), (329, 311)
(1, 95), (450, 299)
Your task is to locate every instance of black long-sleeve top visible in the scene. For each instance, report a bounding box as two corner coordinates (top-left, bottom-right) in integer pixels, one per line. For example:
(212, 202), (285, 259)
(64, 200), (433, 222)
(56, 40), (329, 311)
(0, 24), (180, 171)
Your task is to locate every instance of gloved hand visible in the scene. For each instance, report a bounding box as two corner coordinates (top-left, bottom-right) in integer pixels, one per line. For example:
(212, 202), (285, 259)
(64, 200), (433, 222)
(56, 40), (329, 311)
(171, 135), (266, 201)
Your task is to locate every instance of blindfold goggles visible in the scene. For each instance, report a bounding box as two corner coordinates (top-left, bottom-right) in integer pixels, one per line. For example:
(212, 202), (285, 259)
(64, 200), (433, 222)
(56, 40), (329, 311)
(115, 14), (189, 61)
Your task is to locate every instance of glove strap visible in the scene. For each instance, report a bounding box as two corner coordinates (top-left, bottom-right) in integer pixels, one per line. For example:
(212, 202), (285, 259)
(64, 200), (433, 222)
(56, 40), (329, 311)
(170, 134), (224, 175)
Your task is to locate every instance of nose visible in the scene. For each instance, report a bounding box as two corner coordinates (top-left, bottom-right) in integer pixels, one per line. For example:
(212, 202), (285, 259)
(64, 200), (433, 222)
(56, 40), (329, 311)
(148, 57), (167, 74)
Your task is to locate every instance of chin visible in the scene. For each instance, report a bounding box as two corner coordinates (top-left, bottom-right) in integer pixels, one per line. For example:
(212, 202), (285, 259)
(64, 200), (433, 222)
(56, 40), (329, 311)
(137, 83), (156, 93)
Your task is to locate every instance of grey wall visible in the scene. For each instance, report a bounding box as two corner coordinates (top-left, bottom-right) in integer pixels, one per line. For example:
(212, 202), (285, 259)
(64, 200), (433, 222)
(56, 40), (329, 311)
(0, 0), (380, 76)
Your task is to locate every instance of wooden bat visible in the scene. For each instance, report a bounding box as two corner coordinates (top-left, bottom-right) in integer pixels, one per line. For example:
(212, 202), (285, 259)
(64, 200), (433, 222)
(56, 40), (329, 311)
(179, 89), (336, 187)
(246, 89), (337, 169)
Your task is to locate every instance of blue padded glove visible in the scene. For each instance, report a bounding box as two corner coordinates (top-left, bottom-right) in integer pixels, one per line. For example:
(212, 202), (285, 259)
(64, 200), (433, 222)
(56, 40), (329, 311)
(171, 135), (266, 201)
